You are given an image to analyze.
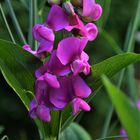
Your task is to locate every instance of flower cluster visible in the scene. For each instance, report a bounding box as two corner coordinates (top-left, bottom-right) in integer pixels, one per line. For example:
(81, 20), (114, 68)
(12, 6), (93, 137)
(23, 1), (102, 122)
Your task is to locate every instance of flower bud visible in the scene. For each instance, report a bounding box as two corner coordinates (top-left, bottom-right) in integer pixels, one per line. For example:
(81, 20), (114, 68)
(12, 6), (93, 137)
(71, 0), (82, 7)
(63, 1), (75, 16)
(47, 0), (62, 5)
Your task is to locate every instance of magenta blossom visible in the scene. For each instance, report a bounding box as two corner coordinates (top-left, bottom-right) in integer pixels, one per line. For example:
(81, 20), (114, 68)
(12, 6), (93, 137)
(30, 5), (70, 56)
(49, 75), (91, 115)
(29, 74), (91, 122)
(56, 37), (90, 75)
(65, 14), (98, 41)
(82, 0), (102, 21)
(35, 50), (71, 77)
(72, 98), (91, 115)
(32, 24), (54, 54)
(27, 1), (102, 123)
(35, 37), (90, 77)
(29, 72), (61, 122)
(120, 129), (128, 140)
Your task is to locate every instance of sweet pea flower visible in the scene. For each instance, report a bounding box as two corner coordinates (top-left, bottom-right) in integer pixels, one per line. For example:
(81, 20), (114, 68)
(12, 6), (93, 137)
(35, 50), (71, 77)
(29, 99), (51, 122)
(65, 14), (98, 41)
(46, 5), (69, 31)
(50, 75), (91, 115)
(56, 37), (91, 75)
(29, 72), (61, 122)
(82, 0), (102, 21)
(30, 73), (91, 122)
(32, 24), (54, 54)
(72, 98), (91, 115)
(31, 5), (70, 56)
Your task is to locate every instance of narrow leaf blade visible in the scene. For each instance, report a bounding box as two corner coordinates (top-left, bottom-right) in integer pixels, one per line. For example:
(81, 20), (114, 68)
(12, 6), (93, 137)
(102, 75), (140, 140)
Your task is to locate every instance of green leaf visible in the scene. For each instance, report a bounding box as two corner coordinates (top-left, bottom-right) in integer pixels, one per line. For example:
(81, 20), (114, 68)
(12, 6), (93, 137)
(87, 52), (140, 92)
(0, 39), (41, 108)
(102, 75), (140, 140)
(60, 123), (92, 140)
(0, 39), (48, 138)
(62, 52), (140, 130)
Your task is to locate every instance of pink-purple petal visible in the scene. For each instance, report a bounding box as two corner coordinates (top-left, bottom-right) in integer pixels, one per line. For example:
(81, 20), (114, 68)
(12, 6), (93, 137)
(91, 4), (102, 21)
(72, 76), (91, 98)
(47, 51), (71, 76)
(22, 44), (37, 55)
(32, 24), (54, 41)
(29, 99), (37, 119)
(57, 37), (88, 65)
(49, 78), (68, 109)
(36, 105), (51, 122)
(37, 39), (53, 54)
(46, 5), (69, 31)
(44, 73), (60, 88)
(72, 98), (91, 115)
(71, 60), (85, 75)
(84, 23), (98, 41)
(82, 0), (95, 17)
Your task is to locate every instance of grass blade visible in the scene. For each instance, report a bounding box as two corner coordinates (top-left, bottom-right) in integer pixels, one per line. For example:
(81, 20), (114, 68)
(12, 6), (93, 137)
(5, 0), (27, 45)
(28, 0), (38, 50)
(0, 3), (16, 43)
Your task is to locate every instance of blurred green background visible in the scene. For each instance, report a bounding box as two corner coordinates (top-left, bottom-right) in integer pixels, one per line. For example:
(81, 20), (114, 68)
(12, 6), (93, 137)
(0, 0), (140, 140)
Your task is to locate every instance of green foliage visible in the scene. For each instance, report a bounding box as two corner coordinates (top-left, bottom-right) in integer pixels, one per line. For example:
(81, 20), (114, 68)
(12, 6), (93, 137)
(102, 76), (140, 140)
(60, 123), (92, 140)
(0, 39), (41, 108)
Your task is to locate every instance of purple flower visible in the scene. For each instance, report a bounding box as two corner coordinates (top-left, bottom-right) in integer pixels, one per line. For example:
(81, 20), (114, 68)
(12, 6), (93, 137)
(46, 5), (69, 31)
(49, 75), (91, 114)
(56, 37), (90, 75)
(136, 99), (140, 110)
(29, 72), (61, 122)
(120, 129), (128, 140)
(31, 5), (70, 56)
(72, 98), (91, 115)
(29, 74), (91, 122)
(65, 15), (98, 41)
(35, 50), (71, 77)
(32, 24), (54, 54)
(82, 0), (102, 21)
(29, 100), (51, 122)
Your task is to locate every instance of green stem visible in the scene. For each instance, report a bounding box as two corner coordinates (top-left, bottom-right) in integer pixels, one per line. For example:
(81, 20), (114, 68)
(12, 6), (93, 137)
(127, 65), (138, 101)
(56, 111), (62, 140)
(124, 0), (140, 52)
(0, 3), (16, 44)
(98, 0), (111, 28)
(5, 0), (27, 44)
(33, 0), (38, 50)
(28, 0), (38, 50)
(101, 70), (125, 138)
(28, 0), (34, 48)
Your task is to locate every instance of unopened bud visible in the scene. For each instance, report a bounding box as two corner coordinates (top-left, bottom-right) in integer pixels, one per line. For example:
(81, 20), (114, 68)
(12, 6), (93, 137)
(71, 0), (82, 7)
(63, 1), (75, 16)
(47, 0), (62, 5)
